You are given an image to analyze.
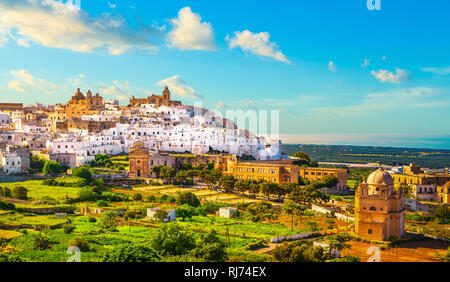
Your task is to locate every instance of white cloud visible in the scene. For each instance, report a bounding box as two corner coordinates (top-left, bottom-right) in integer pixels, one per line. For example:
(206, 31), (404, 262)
(328, 61), (336, 72)
(421, 66), (450, 75)
(8, 69), (58, 95)
(371, 68), (410, 83)
(166, 7), (216, 51)
(381, 56), (387, 60)
(361, 59), (370, 68)
(108, 2), (116, 9)
(0, 0), (159, 55)
(67, 74), (86, 87)
(226, 30), (290, 64)
(310, 87), (443, 117)
(214, 102), (227, 109)
(100, 80), (132, 100)
(157, 75), (200, 99)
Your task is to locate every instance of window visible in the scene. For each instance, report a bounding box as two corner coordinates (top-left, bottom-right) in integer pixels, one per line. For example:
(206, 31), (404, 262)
(368, 229), (372, 234)
(370, 206), (376, 211)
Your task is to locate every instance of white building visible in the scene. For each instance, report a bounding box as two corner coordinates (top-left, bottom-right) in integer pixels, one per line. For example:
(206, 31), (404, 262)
(0, 112), (10, 128)
(147, 207), (176, 222)
(218, 207), (236, 218)
(1, 153), (22, 175)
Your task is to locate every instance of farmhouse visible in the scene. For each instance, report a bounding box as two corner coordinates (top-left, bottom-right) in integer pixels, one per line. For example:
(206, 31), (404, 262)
(147, 207), (176, 222)
(218, 207), (236, 218)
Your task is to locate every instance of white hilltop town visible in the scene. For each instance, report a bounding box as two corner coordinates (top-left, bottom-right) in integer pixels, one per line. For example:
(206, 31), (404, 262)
(0, 87), (283, 174)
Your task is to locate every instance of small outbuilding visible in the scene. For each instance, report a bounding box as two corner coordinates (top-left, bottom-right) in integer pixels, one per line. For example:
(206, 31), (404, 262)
(147, 207), (176, 222)
(218, 207), (236, 218)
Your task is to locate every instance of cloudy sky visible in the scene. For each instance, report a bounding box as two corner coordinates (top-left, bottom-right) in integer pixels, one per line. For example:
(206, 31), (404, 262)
(0, 0), (449, 144)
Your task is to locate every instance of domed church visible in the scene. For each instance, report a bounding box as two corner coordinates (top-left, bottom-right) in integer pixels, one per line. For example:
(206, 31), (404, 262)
(355, 168), (405, 241)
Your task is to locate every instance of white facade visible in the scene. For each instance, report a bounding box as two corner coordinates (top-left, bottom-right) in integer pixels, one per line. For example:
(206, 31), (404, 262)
(218, 207), (236, 218)
(147, 208), (177, 222)
(0, 112), (10, 128)
(410, 184), (437, 201)
(1, 153), (22, 175)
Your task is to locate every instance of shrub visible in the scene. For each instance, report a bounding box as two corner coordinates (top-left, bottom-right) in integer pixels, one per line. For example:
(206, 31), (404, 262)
(77, 189), (99, 202)
(273, 241), (325, 262)
(0, 238), (8, 248)
(0, 200), (15, 210)
(12, 186), (28, 200)
(101, 192), (128, 202)
(190, 230), (228, 262)
(0, 254), (22, 262)
(69, 237), (89, 252)
(43, 160), (62, 174)
(33, 235), (52, 250)
(100, 211), (117, 231)
(92, 178), (105, 188)
(132, 193), (143, 201)
(123, 210), (143, 221)
(34, 224), (47, 231)
(176, 205), (195, 221)
(72, 167), (92, 183)
(150, 223), (195, 256)
(63, 224), (75, 234)
(176, 192), (200, 207)
(245, 240), (267, 251)
(0, 187), (12, 198)
(146, 195), (156, 202)
(101, 244), (160, 262)
(88, 217), (97, 223)
(433, 205), (450, 224)
(202, 201), (228, 213)
(96, 200), (109, 207)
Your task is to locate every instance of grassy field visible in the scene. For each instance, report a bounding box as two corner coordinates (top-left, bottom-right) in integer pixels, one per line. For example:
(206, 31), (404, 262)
(1, 212), (294, 262)
(0, 212), (66, 227)
(1, 178), (448, 262)
(1, 179), (85, 202)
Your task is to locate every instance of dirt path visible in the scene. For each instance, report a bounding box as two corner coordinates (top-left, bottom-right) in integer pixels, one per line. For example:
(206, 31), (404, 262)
(347, 240), (448, 262)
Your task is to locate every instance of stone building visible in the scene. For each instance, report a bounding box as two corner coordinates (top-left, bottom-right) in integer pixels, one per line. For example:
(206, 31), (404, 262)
(63, 88), (105, 119)
(0, 103), (23, 111)
(226, 160), (300, 184)
(437, 181), (450, 204)
(1, 153), (21, 175)
(129, 142), (150, 178)
(128, 141), (233, 178)
(6, 146), (30, 173)
(129, 86), (182, 107)
(298, 167), (348, 191)
(49, 152), (77, 168)
(355, 168), (405, 241)
(391, 163), (450, 201)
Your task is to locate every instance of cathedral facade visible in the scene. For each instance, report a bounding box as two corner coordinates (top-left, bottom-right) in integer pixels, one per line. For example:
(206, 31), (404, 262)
(129, 86), (182, 107)
(355, 168), (406, 241)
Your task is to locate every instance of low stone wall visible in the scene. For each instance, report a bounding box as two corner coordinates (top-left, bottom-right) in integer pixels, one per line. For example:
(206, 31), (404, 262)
(0, 174), (48, 183)
(271, 232), (314, 243)
(311, 204), (355, 222)
(22, 206), (75, 214)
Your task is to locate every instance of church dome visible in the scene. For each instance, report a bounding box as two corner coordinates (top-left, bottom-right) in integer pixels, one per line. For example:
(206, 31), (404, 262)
(366, 168), (394, 186)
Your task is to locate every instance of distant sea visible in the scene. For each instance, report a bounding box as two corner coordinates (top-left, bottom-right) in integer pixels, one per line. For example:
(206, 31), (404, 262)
(279, 134), (450, 150)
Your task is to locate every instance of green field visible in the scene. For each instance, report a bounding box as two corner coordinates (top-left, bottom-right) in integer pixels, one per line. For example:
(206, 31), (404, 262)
(1, 179), (86, 202)
(0, 179), (305, 262)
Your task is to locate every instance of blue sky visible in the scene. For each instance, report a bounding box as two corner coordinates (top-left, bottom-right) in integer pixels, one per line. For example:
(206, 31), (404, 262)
(0, 0), (450, 144)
